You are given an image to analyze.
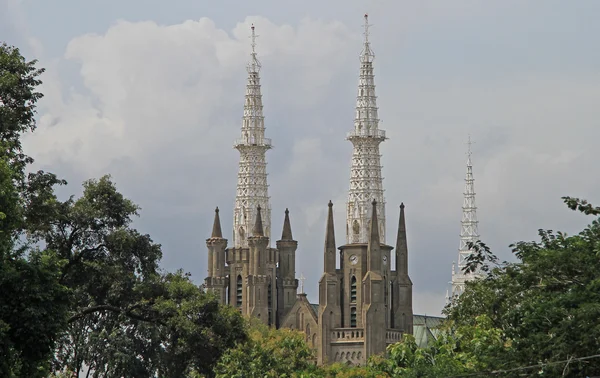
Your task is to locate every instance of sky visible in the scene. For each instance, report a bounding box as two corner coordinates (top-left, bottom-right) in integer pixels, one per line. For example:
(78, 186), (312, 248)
(3, 0), (600, 316)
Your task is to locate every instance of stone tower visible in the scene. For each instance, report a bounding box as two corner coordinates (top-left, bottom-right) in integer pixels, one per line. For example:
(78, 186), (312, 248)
(233, 23), (272, 248)
(346, 14), (387, 245)
(315, 15), (413, 365)
(205, 25), (294, 327)
(450, 136), (482, 299)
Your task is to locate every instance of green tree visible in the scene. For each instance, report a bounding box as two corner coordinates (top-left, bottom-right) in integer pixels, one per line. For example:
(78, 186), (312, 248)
(214, 320), (316, 378)
(446, 197), (600, 377)
(0, 42), (70, 378)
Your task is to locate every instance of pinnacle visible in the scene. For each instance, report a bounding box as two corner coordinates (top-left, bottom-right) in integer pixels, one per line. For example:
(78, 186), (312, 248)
(253, 205), (264, 237)
(400, 202), (405, 209)
(281, 208), (293, 240)
(325, 201), (336, 249)
(211, 206), (223, 238)
(369, 200), (380, 243)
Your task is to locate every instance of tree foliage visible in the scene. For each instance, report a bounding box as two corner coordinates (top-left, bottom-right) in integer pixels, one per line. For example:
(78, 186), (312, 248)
(445, 197), (600, 377)
(214, 320), (315, 378)
(1, 43), (246, 377)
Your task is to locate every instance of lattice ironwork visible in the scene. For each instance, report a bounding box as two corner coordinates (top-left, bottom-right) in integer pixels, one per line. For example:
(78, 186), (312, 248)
(451, 137), (481, 297)
(233, 24), (272, 248)
(346, 14), (387, 244)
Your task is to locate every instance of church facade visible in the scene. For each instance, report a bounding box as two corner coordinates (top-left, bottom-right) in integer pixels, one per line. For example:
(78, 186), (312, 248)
(204, 16), (418, 365)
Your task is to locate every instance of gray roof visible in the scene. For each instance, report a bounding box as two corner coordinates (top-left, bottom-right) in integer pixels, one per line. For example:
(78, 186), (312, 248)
(413, 314), (445, 348)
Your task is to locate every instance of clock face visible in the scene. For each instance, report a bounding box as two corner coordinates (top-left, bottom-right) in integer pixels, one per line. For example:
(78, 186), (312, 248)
(349, 255), (358, 265)
(382, 255), (388, 265)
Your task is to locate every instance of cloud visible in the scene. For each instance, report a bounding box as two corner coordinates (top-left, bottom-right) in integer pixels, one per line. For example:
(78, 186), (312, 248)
(22, 8), (600, 316)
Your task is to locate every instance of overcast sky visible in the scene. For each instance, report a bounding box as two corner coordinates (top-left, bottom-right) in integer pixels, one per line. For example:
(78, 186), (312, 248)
(3, 0), (599, 316)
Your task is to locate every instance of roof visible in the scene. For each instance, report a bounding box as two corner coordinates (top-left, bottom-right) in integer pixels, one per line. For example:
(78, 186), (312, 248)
(310, 304), (319, 315)
(413, 314), (445, 348)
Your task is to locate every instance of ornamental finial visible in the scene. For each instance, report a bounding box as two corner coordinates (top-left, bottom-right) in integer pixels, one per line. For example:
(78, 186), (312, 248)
(248, 23), (261, 72)
(363, 13), (370, 44)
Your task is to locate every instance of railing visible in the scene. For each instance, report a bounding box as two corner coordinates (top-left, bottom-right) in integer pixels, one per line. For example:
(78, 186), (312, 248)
(233, 137), (272, 147)
(346, 129), (386, 139)
(386, 330), (403, 344)
(330, 328), (365, 342)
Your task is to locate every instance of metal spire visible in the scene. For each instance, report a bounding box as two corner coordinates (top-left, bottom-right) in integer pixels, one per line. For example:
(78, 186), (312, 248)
(451, 136), (481, 298)
(233, 23), (272, 248)
(346, 14), (387, 244)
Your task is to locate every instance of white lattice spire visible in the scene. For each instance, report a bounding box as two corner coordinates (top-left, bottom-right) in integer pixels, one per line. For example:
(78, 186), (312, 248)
(233, 24), (272, 248)
(451, 136), (481, 298)
(346, 14), (387, 244)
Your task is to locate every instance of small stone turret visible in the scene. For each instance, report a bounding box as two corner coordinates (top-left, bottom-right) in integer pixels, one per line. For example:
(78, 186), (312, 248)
(276, 208), (299, 325)
(205, 207), (228, 303)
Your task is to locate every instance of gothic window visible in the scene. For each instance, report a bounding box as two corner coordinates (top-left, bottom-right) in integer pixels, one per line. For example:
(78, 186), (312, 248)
(350, 276), (357, 303)
(350, 307), (357, 328)
(236, 275), (242, 307)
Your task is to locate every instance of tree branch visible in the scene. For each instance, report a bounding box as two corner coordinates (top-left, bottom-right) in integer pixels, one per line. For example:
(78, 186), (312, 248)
(68, 304), (164, 326)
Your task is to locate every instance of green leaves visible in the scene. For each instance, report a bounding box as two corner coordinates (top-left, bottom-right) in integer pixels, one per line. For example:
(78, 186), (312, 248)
(214, 321), (314, 378)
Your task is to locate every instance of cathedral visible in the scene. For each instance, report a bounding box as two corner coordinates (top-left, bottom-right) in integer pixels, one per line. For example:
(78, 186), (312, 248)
(204, 15), (444, 365)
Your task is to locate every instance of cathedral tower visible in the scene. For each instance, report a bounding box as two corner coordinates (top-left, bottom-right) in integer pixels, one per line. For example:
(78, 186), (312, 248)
(346, 14), (387, 244)
(450, 137), (482, 298)
(233, 24), (272, 248)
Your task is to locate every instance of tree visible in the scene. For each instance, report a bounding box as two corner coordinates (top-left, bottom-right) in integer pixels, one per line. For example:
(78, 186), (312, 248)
(0, 42), (70, 378)
(214, 320), (316, 378)
(0, 42), (44, 180)
(445, 197), (600, 377)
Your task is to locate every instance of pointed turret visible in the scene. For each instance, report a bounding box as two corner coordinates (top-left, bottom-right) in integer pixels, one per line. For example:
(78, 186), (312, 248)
(253, 205), (264, 237)
(276, 208), (298, 322)
(212, 207), (223, 238)
(346, 14), (387, 245)
(233, 23), (272, 248)
(281, 208), (293, 240)
(324, 200), (336, 274)
(205, 206), (228, 303)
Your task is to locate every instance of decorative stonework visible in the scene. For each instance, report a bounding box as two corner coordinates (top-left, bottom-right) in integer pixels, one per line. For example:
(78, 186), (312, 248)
(233, 24), (272, 248)
(346, 14), (386, 244)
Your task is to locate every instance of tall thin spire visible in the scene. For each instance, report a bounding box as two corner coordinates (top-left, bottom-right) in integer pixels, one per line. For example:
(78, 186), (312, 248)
(346, 14), (387, 244)
(233, 23), (272, 248)
(451, 136), (481, 298)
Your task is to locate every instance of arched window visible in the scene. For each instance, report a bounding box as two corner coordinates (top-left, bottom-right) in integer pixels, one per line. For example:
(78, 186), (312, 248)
(350, 276), (357, 303)
(236, 275), (242, 307)
(350, 307), (357, 328)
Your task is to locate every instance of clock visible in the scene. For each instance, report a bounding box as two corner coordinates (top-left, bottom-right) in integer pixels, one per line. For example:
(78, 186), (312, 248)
(382, 255), (388, 265)
(349, 255), (358, 265)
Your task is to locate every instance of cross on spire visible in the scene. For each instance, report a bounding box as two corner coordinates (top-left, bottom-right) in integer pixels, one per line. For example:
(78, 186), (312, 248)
(299, 273), (306, 294)
(361, 13), (374, 62)
(363, 13), (371, 44)
(248, 23), (261, 72)
(467, 135), (475, 158)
